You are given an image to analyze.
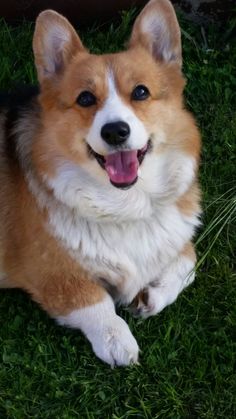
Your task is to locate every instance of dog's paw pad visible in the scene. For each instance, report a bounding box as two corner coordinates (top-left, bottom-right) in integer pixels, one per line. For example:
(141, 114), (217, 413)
(130, 288), (155, 318)
(130, 286), (169, 319)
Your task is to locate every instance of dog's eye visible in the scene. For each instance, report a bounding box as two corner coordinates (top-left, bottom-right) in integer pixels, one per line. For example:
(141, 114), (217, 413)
(76, 91), (96, 107)
(131, 85), (150, 101)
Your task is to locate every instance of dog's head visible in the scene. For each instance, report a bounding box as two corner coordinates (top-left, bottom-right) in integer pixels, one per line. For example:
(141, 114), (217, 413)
(32, 0), (200, 218)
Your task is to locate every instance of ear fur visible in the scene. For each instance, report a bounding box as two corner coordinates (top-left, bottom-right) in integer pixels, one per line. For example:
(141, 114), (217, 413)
(33, 10), (86, 83)
(129, 0), (182, 66)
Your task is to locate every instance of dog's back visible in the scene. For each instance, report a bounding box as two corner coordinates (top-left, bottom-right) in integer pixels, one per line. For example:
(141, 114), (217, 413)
(0, 87), (39, 287)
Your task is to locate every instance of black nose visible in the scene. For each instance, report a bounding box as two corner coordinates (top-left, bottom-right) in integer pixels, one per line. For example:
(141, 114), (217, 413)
(101, 121), (130, 146)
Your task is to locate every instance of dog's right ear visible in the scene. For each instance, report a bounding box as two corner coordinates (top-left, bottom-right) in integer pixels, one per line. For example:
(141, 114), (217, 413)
(33, 10), (86, 84)
(129, 0), (182, 67)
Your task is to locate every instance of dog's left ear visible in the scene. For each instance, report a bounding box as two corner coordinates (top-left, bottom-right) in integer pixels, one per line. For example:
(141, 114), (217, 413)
(129, 0), (182, 67)
(33, 10), (86, 84)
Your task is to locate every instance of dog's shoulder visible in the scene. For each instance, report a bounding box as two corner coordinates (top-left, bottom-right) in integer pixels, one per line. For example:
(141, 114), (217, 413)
(0, 85), (40, 163)
(0, 85), (39, 111)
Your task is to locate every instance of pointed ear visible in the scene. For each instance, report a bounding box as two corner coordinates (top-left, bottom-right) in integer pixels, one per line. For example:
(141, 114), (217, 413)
(33, 10), (86, 83)
(129, 0), (182, 67)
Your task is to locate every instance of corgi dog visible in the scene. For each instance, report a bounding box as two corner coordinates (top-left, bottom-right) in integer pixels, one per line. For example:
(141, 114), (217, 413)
(0, 0), (201, 366)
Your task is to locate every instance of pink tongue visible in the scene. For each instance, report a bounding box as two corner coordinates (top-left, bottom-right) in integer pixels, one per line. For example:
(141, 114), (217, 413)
(105, 150), (139, 184)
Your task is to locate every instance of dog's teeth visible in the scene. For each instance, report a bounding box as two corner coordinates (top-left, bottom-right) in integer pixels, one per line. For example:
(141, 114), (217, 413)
(138, 168), (141, 176)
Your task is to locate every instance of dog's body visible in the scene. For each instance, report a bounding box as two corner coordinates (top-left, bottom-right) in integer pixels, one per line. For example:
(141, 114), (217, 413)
(0, 0), (201, 365)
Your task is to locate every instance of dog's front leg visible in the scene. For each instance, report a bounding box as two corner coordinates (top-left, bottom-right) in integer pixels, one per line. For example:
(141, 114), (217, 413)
(31, 276), (139, 367)
(132, 242), (196, 318)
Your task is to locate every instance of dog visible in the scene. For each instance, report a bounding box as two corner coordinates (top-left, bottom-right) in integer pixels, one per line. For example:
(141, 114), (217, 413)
(0, 0), (201, 366)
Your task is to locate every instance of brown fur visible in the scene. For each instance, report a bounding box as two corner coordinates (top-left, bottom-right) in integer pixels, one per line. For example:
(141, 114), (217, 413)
(32, 44), (200, 186)
(177, 182), (201, 217)
(0, 171), (104, 316)
(0, 0), (201, 323)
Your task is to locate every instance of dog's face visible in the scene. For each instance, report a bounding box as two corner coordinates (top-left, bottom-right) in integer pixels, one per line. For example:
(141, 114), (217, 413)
(32, 0), (199, 216)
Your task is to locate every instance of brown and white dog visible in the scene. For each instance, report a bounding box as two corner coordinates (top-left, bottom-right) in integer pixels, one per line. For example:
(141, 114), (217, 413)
(0, 0), (201, 366)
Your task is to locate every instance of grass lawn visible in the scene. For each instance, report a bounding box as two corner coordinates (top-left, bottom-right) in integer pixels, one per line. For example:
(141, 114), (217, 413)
(0, 10), (235, 419)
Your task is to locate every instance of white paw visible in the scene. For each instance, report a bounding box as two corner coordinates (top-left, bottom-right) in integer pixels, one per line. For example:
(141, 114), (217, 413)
(90, 316), (139, 367)
(141, 286), (171, 318)
(131, 285), (179, 319)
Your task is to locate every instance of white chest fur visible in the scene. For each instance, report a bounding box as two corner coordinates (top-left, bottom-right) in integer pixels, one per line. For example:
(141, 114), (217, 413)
(47, 199), (199, 304)
(26, 150), (199, 304)
(23, 150), (200, 304)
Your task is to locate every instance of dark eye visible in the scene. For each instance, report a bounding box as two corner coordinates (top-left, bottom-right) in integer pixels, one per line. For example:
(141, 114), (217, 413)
(131, 85), (150, 101)
(76, 91), (96, 107)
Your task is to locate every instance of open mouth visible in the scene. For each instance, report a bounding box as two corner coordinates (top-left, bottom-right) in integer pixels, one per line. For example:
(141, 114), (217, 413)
(88, 140), (152, 189)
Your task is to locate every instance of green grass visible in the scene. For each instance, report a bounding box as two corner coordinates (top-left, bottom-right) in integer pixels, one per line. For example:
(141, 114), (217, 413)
(0, 11), (236, 419)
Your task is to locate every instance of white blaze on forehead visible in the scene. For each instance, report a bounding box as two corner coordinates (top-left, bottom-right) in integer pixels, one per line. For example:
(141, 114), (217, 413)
(86, 70), (148, 155)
